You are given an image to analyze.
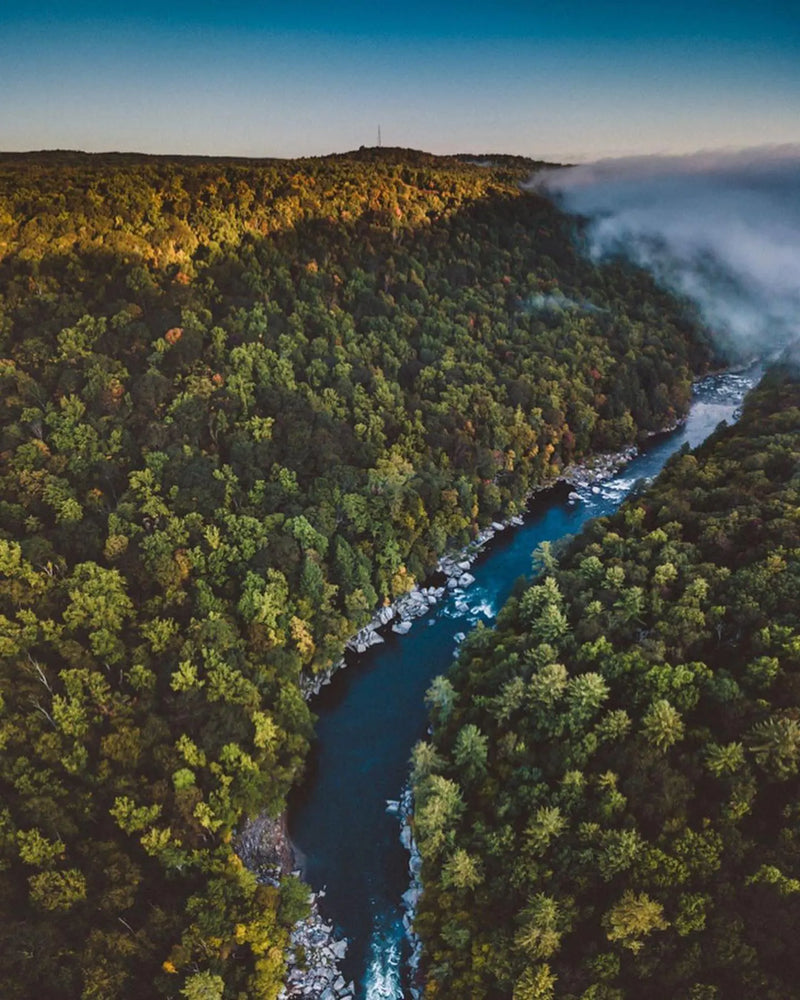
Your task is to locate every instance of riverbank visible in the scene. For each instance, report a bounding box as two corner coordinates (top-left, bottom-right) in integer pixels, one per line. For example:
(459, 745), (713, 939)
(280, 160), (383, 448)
(395, 788), (423, 1000)
(235, 815), (353, 1000)
(239, 441), (643, 997)
(280, 893), (354, 1000)
(298, 440), (639, 701)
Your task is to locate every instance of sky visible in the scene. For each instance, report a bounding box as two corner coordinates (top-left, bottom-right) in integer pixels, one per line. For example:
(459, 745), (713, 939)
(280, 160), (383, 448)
(1, 0), (798, 160)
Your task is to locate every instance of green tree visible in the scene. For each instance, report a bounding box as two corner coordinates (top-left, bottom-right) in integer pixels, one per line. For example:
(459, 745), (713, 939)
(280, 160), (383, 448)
(641, 698), (684, 751)
(604, 891), (669, 953)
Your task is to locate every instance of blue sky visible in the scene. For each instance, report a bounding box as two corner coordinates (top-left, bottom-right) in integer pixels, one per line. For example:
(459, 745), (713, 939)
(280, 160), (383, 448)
(2, 0), (798, 159)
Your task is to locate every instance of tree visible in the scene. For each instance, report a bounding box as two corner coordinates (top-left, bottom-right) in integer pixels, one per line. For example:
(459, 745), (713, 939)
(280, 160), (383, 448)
(62, 563), (133, 664)
(28, 868), (87, 911)
(566, 672), (609, 725)
(410, 740), (445, 782)
(604, 891), (669, 953)
(515, 895), (563, 961)
(704, 741), (745, 777)
(748, 715), (800, 779)
(415, 775), (464, 859)
(180, 971), (225, 1000)
(442, 848), (483, 890)
(453, 724), (488, 782)
(525, 806), (566, 856)
(641, 699), (684, 751)
(513, 964), (557, 1000)
(425, 675), (456, 726)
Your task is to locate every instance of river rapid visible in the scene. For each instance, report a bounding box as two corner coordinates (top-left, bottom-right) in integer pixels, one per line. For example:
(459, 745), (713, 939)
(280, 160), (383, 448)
(288, 367), (761, 999)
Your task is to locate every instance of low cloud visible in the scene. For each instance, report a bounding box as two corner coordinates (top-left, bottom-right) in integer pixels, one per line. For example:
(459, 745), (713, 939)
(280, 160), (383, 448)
(534, 146), (800, 360)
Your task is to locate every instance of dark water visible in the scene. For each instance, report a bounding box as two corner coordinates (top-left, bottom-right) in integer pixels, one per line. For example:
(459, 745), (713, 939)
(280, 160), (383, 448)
(288, 368), (760, 998)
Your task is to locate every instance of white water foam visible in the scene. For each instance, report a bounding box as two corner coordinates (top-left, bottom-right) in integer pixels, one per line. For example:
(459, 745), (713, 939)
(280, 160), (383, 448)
(363, 921), (405, 1000)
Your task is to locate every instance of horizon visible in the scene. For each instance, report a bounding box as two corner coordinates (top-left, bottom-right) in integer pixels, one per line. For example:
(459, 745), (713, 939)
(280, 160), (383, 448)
(0, 143), (555, 160)
(3, 141), (799, 169)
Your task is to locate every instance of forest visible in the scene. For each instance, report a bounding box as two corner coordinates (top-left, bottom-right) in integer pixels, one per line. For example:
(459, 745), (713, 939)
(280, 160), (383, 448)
(412, 367), (800, 999)
(0, 147), (716, 999)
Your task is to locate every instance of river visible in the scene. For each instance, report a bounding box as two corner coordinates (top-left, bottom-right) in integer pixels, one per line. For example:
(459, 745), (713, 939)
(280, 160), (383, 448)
(288, 367), (761, 999)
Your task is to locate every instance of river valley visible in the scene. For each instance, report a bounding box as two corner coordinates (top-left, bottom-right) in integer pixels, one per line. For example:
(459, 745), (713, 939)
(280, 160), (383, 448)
(288, 367), (761, 999)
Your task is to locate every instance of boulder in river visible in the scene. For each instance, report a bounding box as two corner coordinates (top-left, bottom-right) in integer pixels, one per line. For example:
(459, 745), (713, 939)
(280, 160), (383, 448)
(349, 626), (385, 653)
(376, 605), (395, 625)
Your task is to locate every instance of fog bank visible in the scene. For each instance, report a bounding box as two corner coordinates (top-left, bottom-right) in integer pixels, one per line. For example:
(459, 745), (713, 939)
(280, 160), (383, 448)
(535, 146), (800, 360)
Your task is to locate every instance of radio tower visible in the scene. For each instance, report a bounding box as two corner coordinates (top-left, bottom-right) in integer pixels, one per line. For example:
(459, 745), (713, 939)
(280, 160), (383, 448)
(378, 125), (382, 147)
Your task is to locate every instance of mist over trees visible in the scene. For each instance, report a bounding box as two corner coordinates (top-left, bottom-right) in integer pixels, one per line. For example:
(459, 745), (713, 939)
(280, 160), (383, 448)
(538, 149), (800, 360)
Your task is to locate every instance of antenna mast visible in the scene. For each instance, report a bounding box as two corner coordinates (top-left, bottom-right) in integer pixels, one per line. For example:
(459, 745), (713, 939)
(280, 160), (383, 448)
(378, 125), (382, 147)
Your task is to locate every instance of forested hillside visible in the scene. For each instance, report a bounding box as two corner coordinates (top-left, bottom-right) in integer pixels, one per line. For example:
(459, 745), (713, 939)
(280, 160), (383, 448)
(412, 368), (800, 999)
(0, 148), (713, 999)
